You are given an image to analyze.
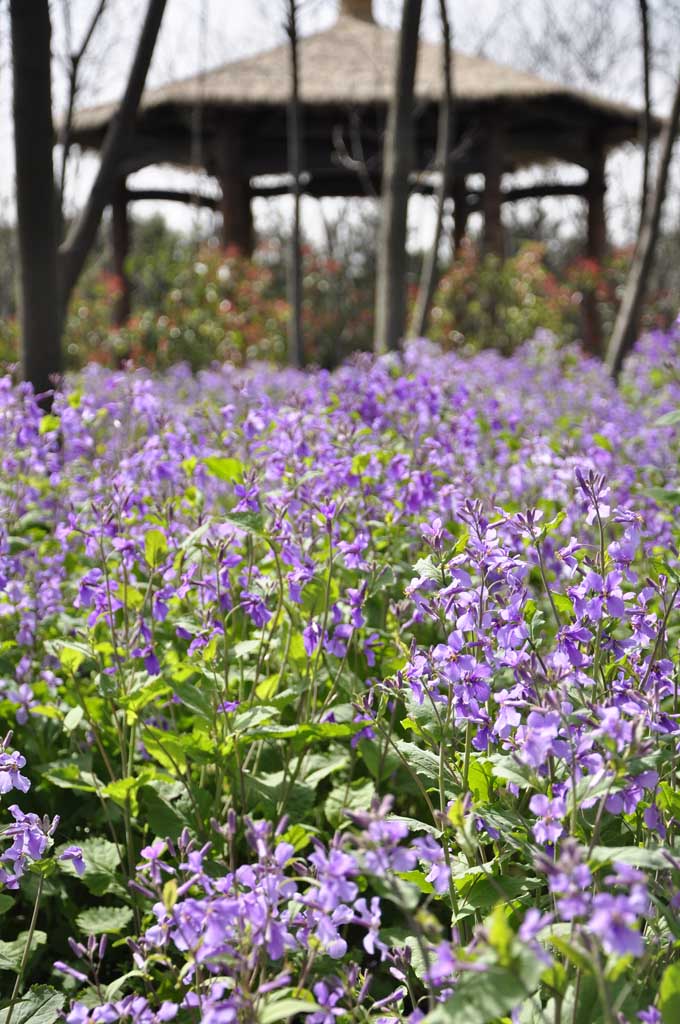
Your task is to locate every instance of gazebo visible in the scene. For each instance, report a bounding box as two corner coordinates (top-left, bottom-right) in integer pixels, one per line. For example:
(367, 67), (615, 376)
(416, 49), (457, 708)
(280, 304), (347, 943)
(70, 0), (652, 349)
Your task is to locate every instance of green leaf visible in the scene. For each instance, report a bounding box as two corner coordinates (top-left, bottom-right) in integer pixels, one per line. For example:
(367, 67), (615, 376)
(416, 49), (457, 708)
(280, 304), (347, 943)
(486, 905), (514, 965)
(63, 706), (84, 732)
(140, 786), (188, 838)
(171, 679), (214, 720)
(325, 779), (374, 827)
(224, 510), (265, 535)
(54, 641), (90, 675)
(644, 487), (680, 505)
(420, 951), (543, 1023)
(0, 986), (64, 1024)
(468, 758), (493, 803)
(38, 414), (60, 436)
(144, 529), (168, 568)
(0, 931), (46, 972)
(259, 998), (321, 1023)
(655, 409), (680, 427)
(591, 432), (613, 452)
(76, 906), (133, 935)
(552, 592), (575, 618)
(0, 895), (13, 916)
(57, 837), (122, 896)
(660, 961), (680, 1023)
(204, 456), (244, 482)
(412, 555), (442, 582)
(589, 845), (671, 870)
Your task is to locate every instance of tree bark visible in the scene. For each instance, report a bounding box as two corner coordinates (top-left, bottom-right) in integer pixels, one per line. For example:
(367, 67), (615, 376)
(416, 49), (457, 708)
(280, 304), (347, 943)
(606, 67), (680, 379)
(411, 0), (453, 339)
(58, 0), (167, 308)
(285, 0), (304, 367)
(638, 0), (651, 230)
(10, 0), (62, 400)
(374, 0), (423, 354)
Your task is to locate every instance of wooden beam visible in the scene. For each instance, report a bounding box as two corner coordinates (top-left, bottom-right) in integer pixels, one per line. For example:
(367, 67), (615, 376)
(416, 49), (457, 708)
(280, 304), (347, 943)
(125, 187), (218, 209)
(111, 178), (131, 325)
(583, 138), (606, 357)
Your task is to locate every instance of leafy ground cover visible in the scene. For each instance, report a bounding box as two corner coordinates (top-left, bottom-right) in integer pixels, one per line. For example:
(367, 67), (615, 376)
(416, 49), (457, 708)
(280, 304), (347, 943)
(1, 329), (680, 1022)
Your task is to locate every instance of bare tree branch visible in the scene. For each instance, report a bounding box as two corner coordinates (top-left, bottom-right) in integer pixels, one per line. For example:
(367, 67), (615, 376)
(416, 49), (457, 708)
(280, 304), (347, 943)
(58, 0), (167, 307)
(58, 0), (108, 217)
(606, 65), (680, 378)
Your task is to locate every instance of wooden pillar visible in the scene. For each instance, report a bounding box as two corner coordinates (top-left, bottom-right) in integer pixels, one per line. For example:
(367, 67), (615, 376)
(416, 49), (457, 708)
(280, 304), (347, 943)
(482, 118), (504, 258)
(216, 119), (253, 256)
(111, 178), (131, 325)
(583, 139), (606, 357)
(453, 177), (469, 254)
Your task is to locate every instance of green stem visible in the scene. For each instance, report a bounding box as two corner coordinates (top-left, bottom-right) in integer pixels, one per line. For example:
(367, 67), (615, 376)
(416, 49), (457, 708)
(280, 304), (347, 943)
(6, 876), (44, 1024)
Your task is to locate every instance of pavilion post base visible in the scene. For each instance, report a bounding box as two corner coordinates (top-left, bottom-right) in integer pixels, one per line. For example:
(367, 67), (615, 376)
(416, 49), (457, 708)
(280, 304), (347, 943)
(216, 118), (254, 256)
(482, 117), (504, 258)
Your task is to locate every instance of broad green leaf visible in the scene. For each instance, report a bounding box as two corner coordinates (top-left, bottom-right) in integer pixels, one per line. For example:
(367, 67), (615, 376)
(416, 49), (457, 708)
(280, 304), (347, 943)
(204, 456), (244, 482)
(259, 998), (321, 1023)
(412, 555), (442, 582)
(38, 414), (60, 435)
(76, 905), (133, 935)
(224, 510), (265, 535)
(325, 779), (374, 827)
(420, 951), (543, 1023)
(63, 706), (84, 732)
(57, 837), (122, 896)
(552, 592), (575, 618)
(487, 905), (514, 964)
(589, 845), (671, 870)
(144, 528), (168, 568)
(0, 986), (64, 1024)
(655, 408), (680, 427)
(660, 961), (680, 1024)
(55, 641), (90, 675)
(0, 931), (46, 972)
(591, 432), (613, 452)
(468, 758), (493, 803)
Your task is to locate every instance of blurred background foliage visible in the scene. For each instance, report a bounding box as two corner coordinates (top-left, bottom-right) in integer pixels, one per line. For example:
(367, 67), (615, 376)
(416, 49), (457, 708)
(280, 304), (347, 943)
(0, 207), (677, 372)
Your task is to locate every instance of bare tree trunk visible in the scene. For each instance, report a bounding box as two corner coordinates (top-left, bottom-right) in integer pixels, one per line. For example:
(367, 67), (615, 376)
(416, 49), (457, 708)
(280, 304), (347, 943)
(606, 67), (680, 379)
(10, 0), (62, 401)
(638, 0), (651, 230)
(374, 0), (423, 354)
(411, 0), (453, 339)
(285, 0), (304, 368)
(58, 0), (167, 308)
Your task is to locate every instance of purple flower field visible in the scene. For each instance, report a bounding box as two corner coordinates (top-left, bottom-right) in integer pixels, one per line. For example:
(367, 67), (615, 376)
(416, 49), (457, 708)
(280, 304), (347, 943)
(1, 330), (680, 1022)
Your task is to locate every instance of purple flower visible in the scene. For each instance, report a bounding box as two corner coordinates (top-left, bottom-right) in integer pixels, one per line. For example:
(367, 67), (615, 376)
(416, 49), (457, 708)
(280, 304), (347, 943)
(60, 845), (86, 876)
(0, 750), (30, 795)
(589, 892), (645, 957)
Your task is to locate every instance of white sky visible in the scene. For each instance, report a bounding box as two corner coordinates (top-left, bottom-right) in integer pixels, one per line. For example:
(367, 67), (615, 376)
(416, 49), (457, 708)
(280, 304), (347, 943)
(0, 0), (676, 249)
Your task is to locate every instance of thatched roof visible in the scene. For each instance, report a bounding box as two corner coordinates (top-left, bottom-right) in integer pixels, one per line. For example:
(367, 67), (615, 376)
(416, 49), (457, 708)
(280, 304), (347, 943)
(70, 4), (652, 184)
